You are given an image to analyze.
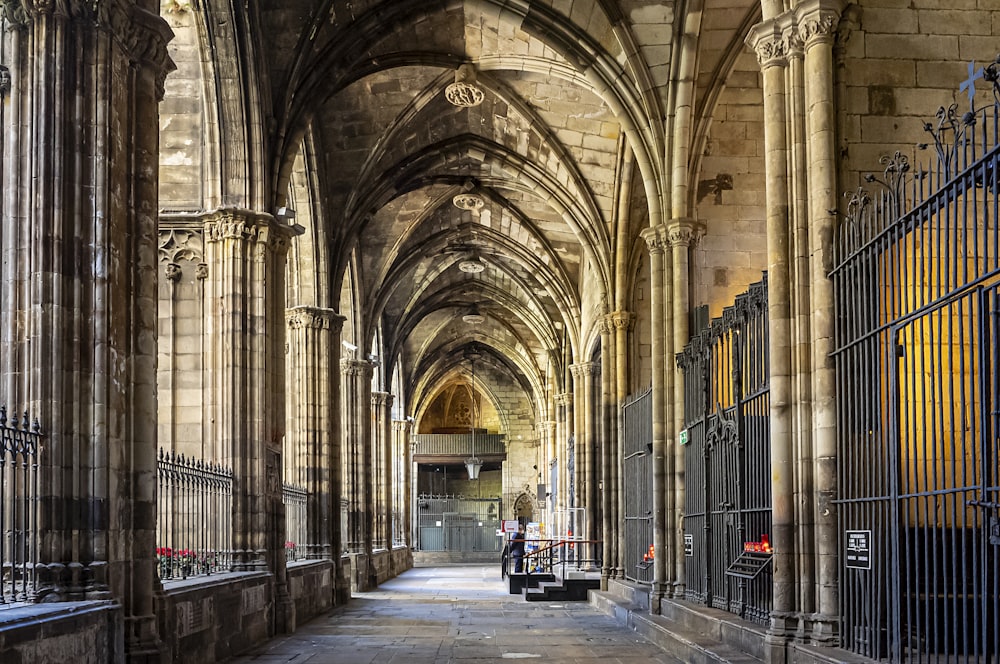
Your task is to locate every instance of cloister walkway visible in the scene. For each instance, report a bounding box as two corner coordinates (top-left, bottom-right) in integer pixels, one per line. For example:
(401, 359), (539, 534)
(229, 565), (684, 663)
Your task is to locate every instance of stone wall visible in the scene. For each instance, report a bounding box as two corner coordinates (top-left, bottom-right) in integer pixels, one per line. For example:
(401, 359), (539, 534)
(0, 602), (123, 664)
(287, 561), (336, 626)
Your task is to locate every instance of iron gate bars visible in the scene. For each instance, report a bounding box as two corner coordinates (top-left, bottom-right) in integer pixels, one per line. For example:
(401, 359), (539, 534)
(0, 407), (40, 604)
(677, 277), (771, 626)
(831, 71), (1000, 662)
(156, 449), (233, 579)
(622, 387), (653, 584)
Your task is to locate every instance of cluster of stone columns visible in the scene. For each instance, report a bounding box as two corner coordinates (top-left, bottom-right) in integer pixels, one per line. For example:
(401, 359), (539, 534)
(0, 0), (172, 657)
(745, 0), (847, 651)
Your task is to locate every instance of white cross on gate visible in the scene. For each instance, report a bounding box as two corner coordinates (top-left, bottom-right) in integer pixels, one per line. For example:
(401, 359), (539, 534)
(960, 60), (984, 106)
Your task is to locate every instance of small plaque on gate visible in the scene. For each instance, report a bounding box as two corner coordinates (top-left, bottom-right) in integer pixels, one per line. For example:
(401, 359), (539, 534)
(684, 533), (693, 557)
(679, 429), (689, 446)
(845, 530), (871, 570)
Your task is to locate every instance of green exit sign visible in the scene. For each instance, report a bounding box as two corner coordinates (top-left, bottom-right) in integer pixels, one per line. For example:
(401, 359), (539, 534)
(679, 429), (688, 446)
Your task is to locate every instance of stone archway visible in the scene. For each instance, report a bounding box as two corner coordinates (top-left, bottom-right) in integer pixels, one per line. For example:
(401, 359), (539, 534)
(513, 492), (534, 525)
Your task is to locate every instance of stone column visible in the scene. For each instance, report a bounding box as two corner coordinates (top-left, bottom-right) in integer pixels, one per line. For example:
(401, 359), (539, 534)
(371, 391), (393, 555)
(203, 209), (297, 632)
(555, 392), (573, 516)
(392, 418), (412, 552)
(596, 318), (614, 586)
(285, 307), (345, 562)
(340, 358), (373, 561)
(667, 220), (700, 597)
(747, 16), (796, 658)
(0, 2), (173, 657)
(800, 0), (844, 643)
(641, 226), (669, 607)
(569, 364), (587, 533)
(372, 392), (395, 551)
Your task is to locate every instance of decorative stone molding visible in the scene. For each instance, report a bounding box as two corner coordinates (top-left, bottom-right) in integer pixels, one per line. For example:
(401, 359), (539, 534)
(555, 392), (573, 407)
(453, 193), (485, 211)
(158, 228), (204, 265)
(0, 65), (9, 97)
(195, 263), (209, 280)
(286, 306), (345, 332)
(445, 63), (485, 107)
(164, 262), (181, 282)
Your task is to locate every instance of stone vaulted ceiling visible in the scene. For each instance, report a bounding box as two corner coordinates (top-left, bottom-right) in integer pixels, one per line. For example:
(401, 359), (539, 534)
(179, 0), (759, 420)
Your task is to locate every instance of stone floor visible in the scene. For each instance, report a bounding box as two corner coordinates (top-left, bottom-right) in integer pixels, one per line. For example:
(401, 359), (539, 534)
(229, 565), (683, 663)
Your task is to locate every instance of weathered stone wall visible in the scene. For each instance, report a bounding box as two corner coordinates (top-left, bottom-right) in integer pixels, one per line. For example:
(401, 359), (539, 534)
(0, 603), (123, 664)
(287, 561), (336, 623)
(838, 1), (1000, 184)
(693, 48), (768, 320)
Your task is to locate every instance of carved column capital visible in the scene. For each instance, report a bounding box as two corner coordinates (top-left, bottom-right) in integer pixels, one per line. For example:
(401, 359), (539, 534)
(608, 311), (634, 331)
(555, 392), (573, 407)
(286, 306), (346, 332)
(746, 17), (792, 69)
(340, 358), (373, 378)
(795, 0), (845, 48)
(371, 391), (393, 409)
(667, 219), (704, 248)
(640, 225), (669, 255)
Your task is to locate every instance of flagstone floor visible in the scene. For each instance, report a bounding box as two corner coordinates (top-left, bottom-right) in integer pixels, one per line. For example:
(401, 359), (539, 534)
(228, 564), (683, 663)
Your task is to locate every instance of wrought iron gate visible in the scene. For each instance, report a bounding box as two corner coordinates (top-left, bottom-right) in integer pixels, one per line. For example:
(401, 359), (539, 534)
(622, 387), (653, 583)
(678, 277), (771, 625)
(831, 69), (1000, 662)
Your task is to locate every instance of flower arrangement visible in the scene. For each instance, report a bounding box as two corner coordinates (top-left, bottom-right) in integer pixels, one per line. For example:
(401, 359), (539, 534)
(156, 547), (220, 579)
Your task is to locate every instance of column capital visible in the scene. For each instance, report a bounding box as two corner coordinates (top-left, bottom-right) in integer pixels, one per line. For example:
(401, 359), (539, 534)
(640, 225), (669, 255)
(555, 392), (573, 406)
(341, 358), (374, 378)
(795, 0), (846, 48)
(746, 16), (792, 69)
(204, 207), (297, 257)
(570, 362), (599, 377)
(286, 306), (346, 332)
(371, 391), (393, 408)
(607, 311), (634, 331)
(667, 219), (704, 248)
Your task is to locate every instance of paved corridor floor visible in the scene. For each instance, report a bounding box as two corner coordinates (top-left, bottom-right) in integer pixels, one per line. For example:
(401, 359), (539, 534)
(229, 565), (682, 663)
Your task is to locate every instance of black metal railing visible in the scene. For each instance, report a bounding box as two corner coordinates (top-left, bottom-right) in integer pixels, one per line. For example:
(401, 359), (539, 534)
(156, 449), (232, 580)
(622, 388), (653, 584)
(831, 66), (1000, 661)
(677, 276), (771, 626)
(0, 407), (40, 605)
(282, 482), (307, 562)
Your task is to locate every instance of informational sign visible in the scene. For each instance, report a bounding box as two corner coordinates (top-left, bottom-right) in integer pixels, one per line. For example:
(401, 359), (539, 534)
(679, 429), (689, 446)
(502, 519), (519, 533)
(845, 530), (871, 570)
(684, 533), (693, 557)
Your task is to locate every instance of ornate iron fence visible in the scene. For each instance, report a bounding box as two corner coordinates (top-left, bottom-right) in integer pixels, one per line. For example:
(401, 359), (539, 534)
(283, 482), (307, 562)
(156, 449), (233, 579)
(0, 407), (40, 605)
(677, 277), (771, 626)
(831, 62), (1000, 662)
(622, 387), (653, 584)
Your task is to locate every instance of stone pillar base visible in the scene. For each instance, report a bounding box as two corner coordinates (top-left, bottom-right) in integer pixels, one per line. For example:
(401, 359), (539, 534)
(809, 614), (839, 646)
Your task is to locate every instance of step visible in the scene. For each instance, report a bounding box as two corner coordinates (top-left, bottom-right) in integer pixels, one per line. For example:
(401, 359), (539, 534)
(590, 590), (762, 664)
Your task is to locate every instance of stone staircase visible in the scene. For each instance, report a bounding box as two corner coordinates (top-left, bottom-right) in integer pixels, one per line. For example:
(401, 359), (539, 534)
(509, 569), (601, 602)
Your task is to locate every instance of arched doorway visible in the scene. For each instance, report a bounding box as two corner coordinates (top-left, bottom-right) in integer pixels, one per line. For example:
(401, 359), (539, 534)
(513, 492), (534, 525)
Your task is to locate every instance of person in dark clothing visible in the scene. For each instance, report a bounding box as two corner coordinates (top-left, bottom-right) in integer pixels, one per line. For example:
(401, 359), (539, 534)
(510, 531), (526, 573)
